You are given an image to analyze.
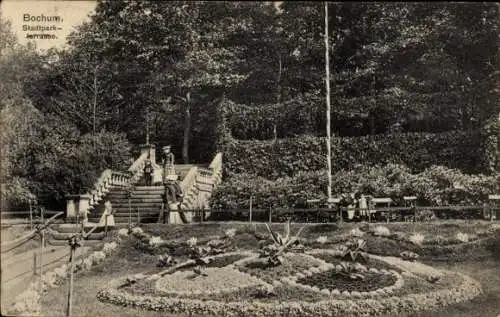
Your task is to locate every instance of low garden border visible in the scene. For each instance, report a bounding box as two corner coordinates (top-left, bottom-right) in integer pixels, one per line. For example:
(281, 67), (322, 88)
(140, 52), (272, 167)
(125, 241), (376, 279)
(97, 248), (482, 317)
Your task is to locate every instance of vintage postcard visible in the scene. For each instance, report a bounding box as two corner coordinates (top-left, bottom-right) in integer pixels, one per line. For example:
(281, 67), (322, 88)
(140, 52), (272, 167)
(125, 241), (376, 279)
(1, 1), (499, 316)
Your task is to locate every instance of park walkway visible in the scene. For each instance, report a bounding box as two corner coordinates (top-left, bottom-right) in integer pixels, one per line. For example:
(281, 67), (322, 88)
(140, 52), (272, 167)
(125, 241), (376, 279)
(1, 244), (90, 313)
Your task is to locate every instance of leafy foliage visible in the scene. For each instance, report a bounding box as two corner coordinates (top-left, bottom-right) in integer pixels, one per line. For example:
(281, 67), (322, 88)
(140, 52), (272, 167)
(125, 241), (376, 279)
(223, 131), (486, 180)
(210, 164), (499, 209)
(338, 239), (368, 263)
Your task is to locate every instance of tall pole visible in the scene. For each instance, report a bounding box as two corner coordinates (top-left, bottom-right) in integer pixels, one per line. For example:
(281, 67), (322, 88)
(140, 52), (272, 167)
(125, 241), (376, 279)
(39, 208), (45, 293)
(66, 242), (75, 317)
(92, 67), (98, 138)
(325, 2), (333, 205)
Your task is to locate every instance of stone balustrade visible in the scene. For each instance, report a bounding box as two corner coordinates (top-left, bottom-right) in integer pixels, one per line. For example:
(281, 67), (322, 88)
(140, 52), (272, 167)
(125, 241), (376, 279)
(181, 166), (198, 195)
(66, 145), (154, 221)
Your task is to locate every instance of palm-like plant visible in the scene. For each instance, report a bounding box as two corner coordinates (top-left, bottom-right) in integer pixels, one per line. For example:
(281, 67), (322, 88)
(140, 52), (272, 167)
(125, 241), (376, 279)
(259, 219), (306, 266)
(339, 239), (368, 263)
(336, 261), (365, 280)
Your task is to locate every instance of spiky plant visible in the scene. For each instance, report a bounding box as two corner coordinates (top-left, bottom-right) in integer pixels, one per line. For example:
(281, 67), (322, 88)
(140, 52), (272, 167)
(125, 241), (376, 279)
(335, 261), (365, 280)
(339, 239), (368, 263)
(259, 219), (306, 266)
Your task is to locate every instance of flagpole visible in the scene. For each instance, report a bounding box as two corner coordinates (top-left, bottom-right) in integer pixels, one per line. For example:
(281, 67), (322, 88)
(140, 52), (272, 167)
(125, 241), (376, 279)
(325, 1), (333, 206)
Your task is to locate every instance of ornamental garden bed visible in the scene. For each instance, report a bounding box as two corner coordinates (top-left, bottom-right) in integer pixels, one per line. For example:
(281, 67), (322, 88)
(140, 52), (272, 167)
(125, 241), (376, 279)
(36, 221), (500, 317)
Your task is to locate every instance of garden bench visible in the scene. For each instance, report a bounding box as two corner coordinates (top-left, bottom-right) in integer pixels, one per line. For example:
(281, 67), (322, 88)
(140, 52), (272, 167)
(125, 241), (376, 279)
(370, 198), (393, 222)
(485, 195), (500, 221)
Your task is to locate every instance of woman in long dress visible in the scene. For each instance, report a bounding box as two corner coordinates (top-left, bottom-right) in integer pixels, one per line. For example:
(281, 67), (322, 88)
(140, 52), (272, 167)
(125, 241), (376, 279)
(99, 200), (115, 227)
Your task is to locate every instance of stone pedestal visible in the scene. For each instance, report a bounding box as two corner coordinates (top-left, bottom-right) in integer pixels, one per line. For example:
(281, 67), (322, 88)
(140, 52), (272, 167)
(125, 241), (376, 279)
(78, 194), (92, 223)
(66, 196), (78, 219)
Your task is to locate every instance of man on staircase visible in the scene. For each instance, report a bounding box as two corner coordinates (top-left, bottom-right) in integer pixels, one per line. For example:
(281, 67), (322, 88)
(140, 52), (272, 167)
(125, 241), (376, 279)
(144, 156), (153, 186)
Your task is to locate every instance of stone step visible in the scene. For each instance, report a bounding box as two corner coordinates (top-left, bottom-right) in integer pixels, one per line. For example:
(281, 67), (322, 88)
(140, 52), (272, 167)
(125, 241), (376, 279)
(105, 199), (162, 205)
(47, 239), (104, 247)
(48, 231), (106, 241)
(113, 211), (161, 217)
(51, 224), (86, 233)
(112, 206), (162, 213)
(107, 194), (164, 200)
(134, 186), (165, 191)
(111, 202), (163, 208)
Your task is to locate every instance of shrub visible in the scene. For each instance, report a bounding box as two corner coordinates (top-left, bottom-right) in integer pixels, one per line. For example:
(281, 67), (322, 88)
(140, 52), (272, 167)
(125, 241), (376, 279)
(22, 128), (132, 208)
(210, 164), (499, 210)
(103, 241), (118, 254)
(415, 209), (437, 222)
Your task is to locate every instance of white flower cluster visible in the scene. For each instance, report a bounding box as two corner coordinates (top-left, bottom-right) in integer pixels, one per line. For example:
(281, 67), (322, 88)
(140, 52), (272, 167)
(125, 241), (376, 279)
(149, 236), (164, 247)
(224, 228), (237, 238)
(456, 232), (470, 243)
(316, 236), (328, 244)
(103, 241), (118, 255)
(350, 227), (365, 237)
(131, 227), (144, 235)
(372, 225), (391, 237)
(187, 237), (198, 247)
(409, 233), (425, 246)
(118, 228), (129, 237)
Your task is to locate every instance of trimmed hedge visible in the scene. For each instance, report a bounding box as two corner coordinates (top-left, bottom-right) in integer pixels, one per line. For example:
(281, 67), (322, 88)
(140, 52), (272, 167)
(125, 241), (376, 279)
(210, 165), (499, 209)
(223, 131), (484, 179)
(225, 94), (321, 140)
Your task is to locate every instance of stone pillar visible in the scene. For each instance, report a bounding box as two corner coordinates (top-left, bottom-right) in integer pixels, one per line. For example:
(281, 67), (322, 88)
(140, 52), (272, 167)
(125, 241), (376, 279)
(140, 144), (156, 165)
(78, 194), (92, 224)
(66, 196), (78, 220)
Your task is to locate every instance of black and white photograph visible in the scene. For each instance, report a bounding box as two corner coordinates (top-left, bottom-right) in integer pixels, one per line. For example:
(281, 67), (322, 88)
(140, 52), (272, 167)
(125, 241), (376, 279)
(1, 1), (499, 316)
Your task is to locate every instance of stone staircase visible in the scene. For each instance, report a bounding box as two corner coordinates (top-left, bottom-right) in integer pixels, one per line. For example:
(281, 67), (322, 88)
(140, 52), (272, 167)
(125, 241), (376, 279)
(86, 164), (214, 224)
(51, 147), (223, 245)
(46, 223), (107, 247)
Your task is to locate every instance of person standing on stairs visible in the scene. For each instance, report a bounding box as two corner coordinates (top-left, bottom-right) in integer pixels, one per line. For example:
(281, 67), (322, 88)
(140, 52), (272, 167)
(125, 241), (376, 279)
(144, 156), (153, 186)
(99, 200), (115, 228)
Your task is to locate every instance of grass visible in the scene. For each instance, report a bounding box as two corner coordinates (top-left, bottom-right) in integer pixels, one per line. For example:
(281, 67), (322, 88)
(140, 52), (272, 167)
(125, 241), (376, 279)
(39, 221), (500, 317)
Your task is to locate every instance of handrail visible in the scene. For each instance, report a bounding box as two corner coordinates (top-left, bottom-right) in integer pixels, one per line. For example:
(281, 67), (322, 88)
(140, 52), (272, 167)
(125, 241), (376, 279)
(208, 152), (223, 173)
(77, 152), (149, 215)
(128, 152), (148, 173)
(196, 167), (214, 185)
(181, 166), (198, 195)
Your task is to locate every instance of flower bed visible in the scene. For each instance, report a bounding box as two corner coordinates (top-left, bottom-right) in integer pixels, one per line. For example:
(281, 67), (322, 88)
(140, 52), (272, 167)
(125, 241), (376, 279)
(155, 267), (272, 297)
(97, 268), (481, 317)
(234, 253), (325, 283)
(293, 269), (400, 294)
(311, 251), (403, 273)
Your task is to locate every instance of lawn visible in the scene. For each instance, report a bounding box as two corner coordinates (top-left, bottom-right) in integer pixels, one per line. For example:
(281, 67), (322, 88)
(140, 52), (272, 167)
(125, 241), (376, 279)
(38, 221), (500, 317)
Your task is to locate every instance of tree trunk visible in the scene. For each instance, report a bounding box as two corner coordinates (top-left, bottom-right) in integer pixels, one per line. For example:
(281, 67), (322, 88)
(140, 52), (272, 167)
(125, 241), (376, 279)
(274, 54), (282, 142)
(92, 68), (98, 138)
(182, 92), (191, 164)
